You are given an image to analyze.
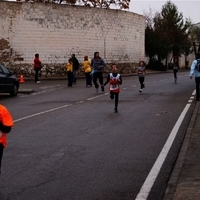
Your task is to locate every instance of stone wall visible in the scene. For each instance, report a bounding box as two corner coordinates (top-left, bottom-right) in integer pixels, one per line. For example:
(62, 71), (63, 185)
(0, 1), (145, 77)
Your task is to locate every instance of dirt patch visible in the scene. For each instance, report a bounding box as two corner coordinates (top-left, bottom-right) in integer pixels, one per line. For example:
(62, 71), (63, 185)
(0, 38), (10, 50)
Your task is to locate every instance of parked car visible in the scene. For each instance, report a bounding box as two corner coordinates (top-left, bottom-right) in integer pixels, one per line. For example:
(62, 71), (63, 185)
(0, 63), (19, 96)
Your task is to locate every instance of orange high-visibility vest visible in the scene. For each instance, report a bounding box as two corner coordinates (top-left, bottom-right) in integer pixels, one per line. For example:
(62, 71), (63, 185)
(0, 105), (14, 147)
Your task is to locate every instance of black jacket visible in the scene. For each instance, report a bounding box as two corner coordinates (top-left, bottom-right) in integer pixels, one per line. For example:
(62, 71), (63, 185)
(72, 57), (80, 70)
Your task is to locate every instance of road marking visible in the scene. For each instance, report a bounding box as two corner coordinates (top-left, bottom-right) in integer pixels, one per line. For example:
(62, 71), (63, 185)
(87, 93), (108, 100)
(135, 90), (194, 200)
(16, 92), (110, 122)
(87, 96), (98, 100)
(76, 101), (84, 104)
(14, 104), (72, 122)
(40, 85), (62, 89)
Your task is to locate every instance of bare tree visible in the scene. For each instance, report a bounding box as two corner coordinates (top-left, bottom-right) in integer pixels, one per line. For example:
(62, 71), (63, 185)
(189, 25), (200, 55)
(77, 0), (130, 9)
(16, 0), (130, 9)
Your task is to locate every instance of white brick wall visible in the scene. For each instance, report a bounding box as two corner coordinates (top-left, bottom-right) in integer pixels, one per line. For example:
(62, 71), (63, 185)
(0, 2), (145, 65)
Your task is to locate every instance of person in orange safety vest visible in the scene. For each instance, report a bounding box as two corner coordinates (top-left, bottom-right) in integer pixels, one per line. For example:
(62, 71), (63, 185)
(0, 104), (14, 174)
(103, 64), (122, 113)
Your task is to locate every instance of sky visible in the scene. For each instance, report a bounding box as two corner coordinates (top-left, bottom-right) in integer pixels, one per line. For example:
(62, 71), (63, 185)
(128, 0), (200, 24)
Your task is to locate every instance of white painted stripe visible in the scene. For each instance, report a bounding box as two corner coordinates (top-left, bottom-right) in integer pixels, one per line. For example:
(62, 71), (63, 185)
(188, 100), (193, 103)
(192, 90), (196, 96)
(40, 85), (61, 89)
(14, 104), (72, 122)
(135, 94), (193, 200)
(87, 93), (108, 100)
(76, 101), (83, 104)
(87, 96), (98, 100)
(16, 91), (110, 122)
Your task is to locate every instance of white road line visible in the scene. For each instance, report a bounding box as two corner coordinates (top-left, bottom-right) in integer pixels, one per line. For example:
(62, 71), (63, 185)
(87, 96), (99, 100)
(14, 104), (72, 123)
(16, 92), (110, 122)
(31, 91), (46, 95)
(192, 90), (196, 96)
(87, 93), (108, 100)
(135, 91), (194, 200)
(40, 85), (61, 89)
(76, 101), (84, 104)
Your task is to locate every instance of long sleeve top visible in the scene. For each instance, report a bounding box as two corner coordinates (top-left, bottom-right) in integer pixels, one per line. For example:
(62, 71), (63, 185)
(34, 58), (41, 69)
(83, 60), (91, 73)
(91, 57), (105, 73)
(190, 60), (200, 77)
(66, 62), (73, 72)
(0, 104), (14, 147)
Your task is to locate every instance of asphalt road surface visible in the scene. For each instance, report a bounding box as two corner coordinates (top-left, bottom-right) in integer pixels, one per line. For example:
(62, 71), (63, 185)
(0, 71), (196, 200)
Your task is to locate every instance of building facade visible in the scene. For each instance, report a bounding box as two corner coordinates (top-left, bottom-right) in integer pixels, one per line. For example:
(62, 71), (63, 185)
(0, 2), (145, 77)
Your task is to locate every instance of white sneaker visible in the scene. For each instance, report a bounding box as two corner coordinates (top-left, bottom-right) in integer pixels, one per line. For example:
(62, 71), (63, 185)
(139, 89), (142, 93)
(36, 81), (41, 84)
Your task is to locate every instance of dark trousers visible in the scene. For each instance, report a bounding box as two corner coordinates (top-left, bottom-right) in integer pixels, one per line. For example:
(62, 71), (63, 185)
(85, 72), (92, 86)
(34, 68), (40, 82)
(195, 77), (200, 100)
(173, 69), (178, 79)
(73, 70), (77, 83)
(111, 92), (119, 109)
(67, 71), (73, 86)
(0, 143), (4, 174)
(93, 72), (104, 91)
(139, 76), (145, 89)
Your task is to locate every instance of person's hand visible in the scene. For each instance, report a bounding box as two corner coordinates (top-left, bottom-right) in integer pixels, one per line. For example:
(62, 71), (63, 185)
(190, 76), (193, 79)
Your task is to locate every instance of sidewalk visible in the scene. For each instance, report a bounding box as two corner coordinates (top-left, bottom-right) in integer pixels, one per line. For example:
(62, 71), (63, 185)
(163, 101), (200, 200)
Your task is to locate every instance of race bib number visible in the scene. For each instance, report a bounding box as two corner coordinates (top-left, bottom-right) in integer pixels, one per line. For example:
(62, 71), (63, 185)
(110, 84), (119, 90)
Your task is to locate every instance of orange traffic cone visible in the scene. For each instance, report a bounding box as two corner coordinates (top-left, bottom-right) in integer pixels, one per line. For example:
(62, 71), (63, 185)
(19, 75), (25, 83)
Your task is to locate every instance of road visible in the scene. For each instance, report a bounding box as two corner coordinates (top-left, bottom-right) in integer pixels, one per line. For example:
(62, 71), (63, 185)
(0, 71), (196, 200)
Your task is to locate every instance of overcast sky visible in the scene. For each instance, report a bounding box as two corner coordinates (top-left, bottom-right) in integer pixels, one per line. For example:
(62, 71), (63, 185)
(129, 0), (200, 24)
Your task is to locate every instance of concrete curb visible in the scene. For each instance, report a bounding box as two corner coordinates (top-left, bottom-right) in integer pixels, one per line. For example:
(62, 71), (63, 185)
(18, 89), (35, 94)
(163, 102), (199, 200)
